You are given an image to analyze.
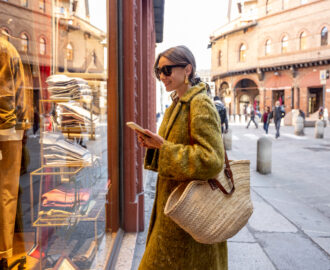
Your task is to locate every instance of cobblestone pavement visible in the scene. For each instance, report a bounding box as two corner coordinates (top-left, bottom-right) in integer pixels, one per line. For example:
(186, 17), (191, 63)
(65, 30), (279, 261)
(126, 123), (330, 270)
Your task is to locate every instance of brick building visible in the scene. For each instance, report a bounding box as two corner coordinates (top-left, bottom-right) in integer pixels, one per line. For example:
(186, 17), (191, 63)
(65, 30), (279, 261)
(209, 0), (330, 122)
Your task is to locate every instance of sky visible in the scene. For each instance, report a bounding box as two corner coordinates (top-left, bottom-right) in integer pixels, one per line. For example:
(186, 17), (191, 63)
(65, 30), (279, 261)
(89, 0), (230, 71)
(157, 0), (229, 70)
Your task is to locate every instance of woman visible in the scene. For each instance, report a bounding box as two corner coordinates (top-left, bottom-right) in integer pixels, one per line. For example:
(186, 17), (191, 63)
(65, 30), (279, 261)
(136, 45), (227, 270)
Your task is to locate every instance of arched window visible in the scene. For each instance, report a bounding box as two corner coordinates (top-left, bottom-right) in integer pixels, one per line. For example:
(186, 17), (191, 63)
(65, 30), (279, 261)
(66, 43), (73, 61)
(321, 27), (328, 46)
(39, 0), (45, 11)
(300, 32), (306, 50)
(218, 50), (222, 66)
(92, 51), (97, 65)
(281, 35), (288, 53)
(239, 44), (246, 62)
(265, 39), (271, 55)
(39, 37), (46, 55)
(0, 28), (10, 41)
(21, 33), (28, 52)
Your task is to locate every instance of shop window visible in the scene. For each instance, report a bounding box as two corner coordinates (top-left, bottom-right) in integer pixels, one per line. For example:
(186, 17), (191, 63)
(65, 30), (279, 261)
(20, 33), (28, 52)
(265, 39), (271, 55)
(66, 43), (73, 61)
(321, 27), (328, 46)
(281, 35), (288, 53)
(39, 37), (46, 55)
(39, 0), (45, 12)
(300, 31), (306, 50)
(239, 44), (246, 62)
(218, 50), (222, 66)
(0, 0), (115, 268)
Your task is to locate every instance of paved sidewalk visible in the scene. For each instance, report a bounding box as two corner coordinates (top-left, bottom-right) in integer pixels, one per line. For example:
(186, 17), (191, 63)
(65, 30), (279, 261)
(118, 123), (330, 270)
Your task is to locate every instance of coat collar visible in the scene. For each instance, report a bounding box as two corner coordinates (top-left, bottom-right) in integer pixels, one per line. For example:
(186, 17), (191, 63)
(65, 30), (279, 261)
(164, 82), (206, 139)
(179, 82), (206, 103)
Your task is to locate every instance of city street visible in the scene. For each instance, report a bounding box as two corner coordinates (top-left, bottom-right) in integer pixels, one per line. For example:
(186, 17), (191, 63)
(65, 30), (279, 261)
(129, 122), (330, 270)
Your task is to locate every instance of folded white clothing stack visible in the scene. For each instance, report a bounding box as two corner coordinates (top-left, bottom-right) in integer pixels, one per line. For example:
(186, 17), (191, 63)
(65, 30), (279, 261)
(46, 75), (92, 100)
(42, 132), (98, 166)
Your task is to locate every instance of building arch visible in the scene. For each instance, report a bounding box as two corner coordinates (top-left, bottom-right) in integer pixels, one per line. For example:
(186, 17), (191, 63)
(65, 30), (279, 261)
(0, 27), (11, 41)
(234, 78), (259, 115)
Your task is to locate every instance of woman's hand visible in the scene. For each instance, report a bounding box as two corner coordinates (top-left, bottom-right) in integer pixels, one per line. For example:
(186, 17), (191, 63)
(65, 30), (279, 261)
(136, 129), (164, 149)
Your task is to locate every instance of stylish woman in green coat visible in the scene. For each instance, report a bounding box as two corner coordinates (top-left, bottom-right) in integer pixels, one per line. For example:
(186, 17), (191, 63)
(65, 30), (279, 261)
(136, 46), (228, 270)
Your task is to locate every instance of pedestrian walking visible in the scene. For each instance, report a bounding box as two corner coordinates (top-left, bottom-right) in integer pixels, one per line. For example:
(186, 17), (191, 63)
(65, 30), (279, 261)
(318, 106), (324, 120)
(214, 96), (228, 134)
(269, 100), (285, 138)
(135, 45), (227, 270)
(246, 104), (258, 129)
(262, 106), (271, 134)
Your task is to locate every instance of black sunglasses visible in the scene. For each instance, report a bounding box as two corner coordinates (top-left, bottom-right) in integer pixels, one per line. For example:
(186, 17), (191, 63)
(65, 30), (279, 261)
(155, 64), (187, 79)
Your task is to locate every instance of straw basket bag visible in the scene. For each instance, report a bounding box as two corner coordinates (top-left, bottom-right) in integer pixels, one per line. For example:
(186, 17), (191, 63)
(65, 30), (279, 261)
(164, 155), (252, 244)
(164, 103), (253, 244)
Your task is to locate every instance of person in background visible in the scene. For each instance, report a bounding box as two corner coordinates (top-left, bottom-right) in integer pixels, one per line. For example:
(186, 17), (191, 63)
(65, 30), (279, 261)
(246, 104), (258, 129)
(214, 96), (228, 134)
(318, 107), (324, 120)
(269, 100), (285, 138)
(262, 106), (271, 134)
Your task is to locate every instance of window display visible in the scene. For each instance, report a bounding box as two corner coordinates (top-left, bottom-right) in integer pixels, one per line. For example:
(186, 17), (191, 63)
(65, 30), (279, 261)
(0, 0), (110, 269)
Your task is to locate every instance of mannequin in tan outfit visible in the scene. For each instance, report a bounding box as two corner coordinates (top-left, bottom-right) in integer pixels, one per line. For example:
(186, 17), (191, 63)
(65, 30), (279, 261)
(0, 34), (29, 269)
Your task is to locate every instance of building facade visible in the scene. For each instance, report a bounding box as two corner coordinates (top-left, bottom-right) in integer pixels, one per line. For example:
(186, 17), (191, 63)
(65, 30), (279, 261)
(210, 0), (330, 122)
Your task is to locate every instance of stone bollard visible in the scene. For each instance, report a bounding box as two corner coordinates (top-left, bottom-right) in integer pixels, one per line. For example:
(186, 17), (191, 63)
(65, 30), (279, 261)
(315, 120), (325, 139)
(294, 115), (304, 136)
(223, 128), (232, 150)
(257, 135), (272, 174)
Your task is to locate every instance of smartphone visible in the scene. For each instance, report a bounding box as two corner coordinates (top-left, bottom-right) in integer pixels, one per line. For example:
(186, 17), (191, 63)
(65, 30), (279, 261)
(126, 122), (151, 138)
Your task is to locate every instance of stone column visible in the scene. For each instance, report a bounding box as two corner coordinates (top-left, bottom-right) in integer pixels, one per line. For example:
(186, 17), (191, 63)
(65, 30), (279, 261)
(294, 115), (304, 136)
(315, 120), (325, 139)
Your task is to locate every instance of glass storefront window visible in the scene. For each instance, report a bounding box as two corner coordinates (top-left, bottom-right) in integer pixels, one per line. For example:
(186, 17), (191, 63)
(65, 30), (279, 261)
(0, 0), (111, 269)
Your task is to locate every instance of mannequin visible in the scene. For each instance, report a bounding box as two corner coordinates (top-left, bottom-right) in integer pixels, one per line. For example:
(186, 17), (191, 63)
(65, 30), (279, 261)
(0, 34), (28, 269)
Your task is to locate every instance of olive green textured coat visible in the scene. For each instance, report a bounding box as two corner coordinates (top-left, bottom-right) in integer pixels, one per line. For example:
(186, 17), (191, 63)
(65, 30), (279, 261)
(138, 83), (228, 270)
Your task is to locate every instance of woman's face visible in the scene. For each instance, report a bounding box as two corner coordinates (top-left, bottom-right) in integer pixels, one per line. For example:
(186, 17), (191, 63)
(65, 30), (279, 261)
(157, 56), (188, 92)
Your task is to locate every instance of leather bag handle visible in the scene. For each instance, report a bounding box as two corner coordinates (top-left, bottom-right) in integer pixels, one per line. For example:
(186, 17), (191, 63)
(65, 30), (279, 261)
(188, 103), (235, 195)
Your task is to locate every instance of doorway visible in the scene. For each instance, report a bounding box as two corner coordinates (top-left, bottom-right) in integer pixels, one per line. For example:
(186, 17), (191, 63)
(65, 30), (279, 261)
(272, 90), (284, 106)
(308, 87), (323, 115)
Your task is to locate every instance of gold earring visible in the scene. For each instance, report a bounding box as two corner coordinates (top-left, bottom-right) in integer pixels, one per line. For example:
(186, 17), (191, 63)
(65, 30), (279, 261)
(184, 76), (189, 84)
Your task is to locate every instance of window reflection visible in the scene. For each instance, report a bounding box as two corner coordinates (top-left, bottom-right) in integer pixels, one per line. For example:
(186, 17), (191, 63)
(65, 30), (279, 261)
(39, 37), (46, 55)
(0, 0), (109, 268)
(66, 43), (73, 61)
(20, 33), (28, 52)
